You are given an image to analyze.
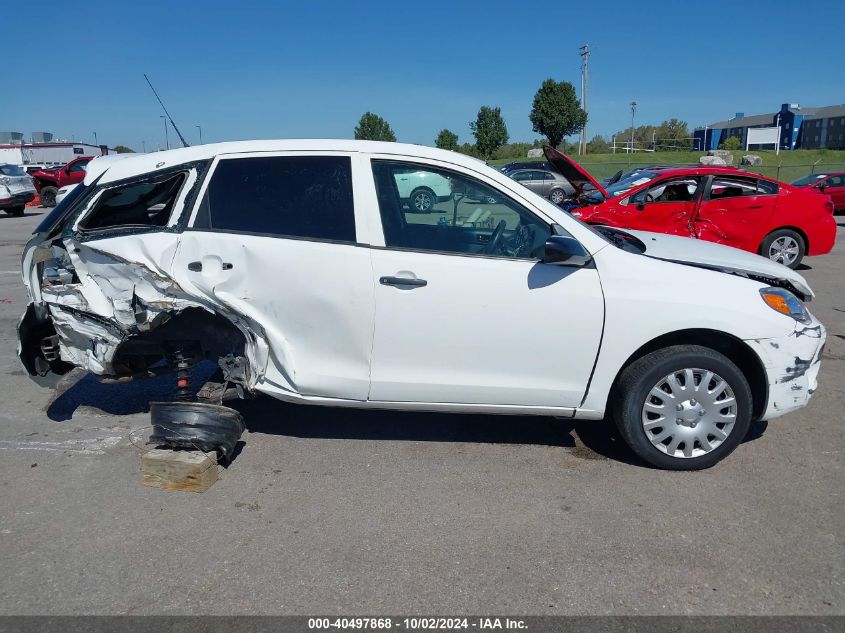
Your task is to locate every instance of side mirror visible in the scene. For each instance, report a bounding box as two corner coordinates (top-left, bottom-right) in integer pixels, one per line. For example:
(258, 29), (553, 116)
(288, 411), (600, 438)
(65, 167), (71, 175)
(543, 235), (592, 267)
(817, 183), (827, 192)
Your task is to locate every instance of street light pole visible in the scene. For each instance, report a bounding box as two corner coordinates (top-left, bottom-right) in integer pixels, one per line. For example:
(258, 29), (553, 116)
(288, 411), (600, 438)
(93, 131), (98, 146)
(195, 125), (203, 145)
(142, 140), (146, 153)
(630, 101), (637, 153)
(161, 115), (169, 150)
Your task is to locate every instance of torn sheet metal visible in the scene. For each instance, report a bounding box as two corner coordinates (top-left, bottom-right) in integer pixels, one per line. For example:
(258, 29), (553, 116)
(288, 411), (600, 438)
(745, 321), (826, 420)
(28, 232), (269, 389)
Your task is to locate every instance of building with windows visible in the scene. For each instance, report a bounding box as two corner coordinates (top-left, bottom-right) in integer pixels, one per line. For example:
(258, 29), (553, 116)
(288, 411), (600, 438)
(693, 103), (845, 151)
(0, 131), (112, 167)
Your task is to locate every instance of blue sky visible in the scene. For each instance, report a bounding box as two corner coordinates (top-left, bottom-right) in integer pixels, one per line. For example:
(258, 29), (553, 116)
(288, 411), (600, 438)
(3, 0), (844, 151)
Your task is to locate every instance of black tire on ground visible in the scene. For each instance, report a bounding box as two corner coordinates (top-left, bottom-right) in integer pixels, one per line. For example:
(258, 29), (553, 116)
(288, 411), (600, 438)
(610, 344), (753, 470)
(409, 187), (436, 213)
(549, 188), (566, 205)
(39, 186), (58, 208)
(759, 228), (805, 269)
(3, 205), (25, 216)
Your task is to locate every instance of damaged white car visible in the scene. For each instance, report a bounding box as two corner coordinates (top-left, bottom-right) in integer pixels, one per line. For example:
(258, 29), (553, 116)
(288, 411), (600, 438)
(18, 140), (826, 469)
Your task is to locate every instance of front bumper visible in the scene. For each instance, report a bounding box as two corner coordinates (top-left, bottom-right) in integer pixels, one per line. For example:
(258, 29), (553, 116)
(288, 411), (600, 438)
(745, 319), (826, 420)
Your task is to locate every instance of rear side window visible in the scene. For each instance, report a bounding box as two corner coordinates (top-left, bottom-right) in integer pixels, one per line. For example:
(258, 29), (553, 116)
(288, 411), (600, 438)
(81, 173), (185, 231)
(193, 156), (355, 242)
(710, 176), (778, 199)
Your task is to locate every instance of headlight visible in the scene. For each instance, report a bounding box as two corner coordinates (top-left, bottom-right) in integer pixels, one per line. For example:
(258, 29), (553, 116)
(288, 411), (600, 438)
(760, 287), (812, 324)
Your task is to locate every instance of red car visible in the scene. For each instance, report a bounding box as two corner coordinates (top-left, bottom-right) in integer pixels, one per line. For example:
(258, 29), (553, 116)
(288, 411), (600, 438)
(791, 172), (845, 213)
(545, 147), (836, 269)
(30, 156), (92, 207)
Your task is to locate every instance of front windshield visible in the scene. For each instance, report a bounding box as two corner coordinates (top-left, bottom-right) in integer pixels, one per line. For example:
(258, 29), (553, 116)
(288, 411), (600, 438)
(605, 171), (658, 197)
(791, 174), (827, 186)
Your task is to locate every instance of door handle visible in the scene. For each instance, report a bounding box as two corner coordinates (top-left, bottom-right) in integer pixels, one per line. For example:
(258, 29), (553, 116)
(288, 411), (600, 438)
(747, 204), (764, 209)
(380, 276), (427, 288)
(188, 261), (233, 272)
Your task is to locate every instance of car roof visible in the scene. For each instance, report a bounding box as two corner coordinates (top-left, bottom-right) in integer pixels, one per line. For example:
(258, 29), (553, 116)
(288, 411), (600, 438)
(87, 140), (491, 186)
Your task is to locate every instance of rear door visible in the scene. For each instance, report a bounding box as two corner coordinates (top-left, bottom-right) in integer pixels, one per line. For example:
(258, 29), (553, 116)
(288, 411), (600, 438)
(619, 176), (703, 235)
(693, 175), (778, 252)
(171, 152), (375, 401)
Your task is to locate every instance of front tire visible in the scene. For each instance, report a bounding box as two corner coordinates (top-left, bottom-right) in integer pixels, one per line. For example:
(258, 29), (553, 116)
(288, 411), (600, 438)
(760, 229), (805, 269)
(409, 187), (436, 213)
(611, 345), (752, 470)
(39, 186), (58, 208)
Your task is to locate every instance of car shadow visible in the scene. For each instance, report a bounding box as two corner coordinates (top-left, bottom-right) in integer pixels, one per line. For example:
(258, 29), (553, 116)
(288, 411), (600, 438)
(45, 363), (218, 421)
(46, 368), (769, 468)
(0, 210), (44, 219)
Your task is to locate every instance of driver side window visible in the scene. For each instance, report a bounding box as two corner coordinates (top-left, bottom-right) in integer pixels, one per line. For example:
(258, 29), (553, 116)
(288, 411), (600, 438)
(371, 160), (551, 259)
(629, 177), (701, 204)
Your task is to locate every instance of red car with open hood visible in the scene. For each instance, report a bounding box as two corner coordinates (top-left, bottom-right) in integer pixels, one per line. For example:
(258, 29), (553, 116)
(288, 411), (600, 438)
(546, 147), (836, 269)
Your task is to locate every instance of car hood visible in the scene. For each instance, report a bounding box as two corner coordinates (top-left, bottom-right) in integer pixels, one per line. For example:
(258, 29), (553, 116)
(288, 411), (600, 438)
(543, 145), (608, 197)
(623, 229), (814, 298)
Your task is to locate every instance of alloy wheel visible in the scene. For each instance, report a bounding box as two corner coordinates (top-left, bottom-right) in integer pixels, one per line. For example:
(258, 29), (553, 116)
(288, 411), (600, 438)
(768, 236), (800, 266)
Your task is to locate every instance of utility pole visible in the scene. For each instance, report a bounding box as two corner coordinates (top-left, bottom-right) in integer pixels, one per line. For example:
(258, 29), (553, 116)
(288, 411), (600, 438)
(579, 43), (590, 155)
(630, 101), (637, 153)
(142, 140), (146, 153)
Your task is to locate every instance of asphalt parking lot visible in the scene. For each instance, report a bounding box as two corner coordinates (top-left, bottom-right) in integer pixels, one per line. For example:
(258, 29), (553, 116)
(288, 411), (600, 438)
(0, 208), (842, 616)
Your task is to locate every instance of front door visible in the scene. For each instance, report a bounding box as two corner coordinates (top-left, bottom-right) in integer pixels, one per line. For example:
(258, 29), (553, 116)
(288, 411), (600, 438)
(693, 175), (778, 252)
(366, 159), (604, 409)
(170, 153), (375, 401)
(622, 176), (703, 236)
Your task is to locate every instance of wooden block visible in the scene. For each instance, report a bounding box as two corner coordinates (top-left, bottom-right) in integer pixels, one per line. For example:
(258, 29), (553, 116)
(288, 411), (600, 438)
(141, 448), (218, 493)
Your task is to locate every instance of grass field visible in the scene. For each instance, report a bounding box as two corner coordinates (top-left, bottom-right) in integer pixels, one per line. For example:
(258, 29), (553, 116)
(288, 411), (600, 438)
(490, 149), (845, 183)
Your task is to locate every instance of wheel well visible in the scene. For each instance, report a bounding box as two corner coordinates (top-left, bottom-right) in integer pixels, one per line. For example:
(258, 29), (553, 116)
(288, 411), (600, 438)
(608, 329), (768, 420)
(111, 307), (248, 377)
(410, 186), (435, 196)
(761, 226), (809, 254)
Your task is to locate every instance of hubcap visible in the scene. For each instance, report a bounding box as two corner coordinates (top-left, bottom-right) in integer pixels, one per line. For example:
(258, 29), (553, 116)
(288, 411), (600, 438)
(641, 368), (737, 459)
(551, 190), (564, 204)
(768, 236), (799, 266)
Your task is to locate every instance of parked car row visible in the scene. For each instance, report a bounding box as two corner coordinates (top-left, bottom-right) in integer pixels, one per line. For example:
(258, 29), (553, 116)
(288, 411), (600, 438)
(533, 147), (837, 270)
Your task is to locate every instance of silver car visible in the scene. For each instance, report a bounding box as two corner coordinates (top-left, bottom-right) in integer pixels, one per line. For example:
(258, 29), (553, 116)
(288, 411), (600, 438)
(508, 168), (573, 204)
(0, 164), (36, 216)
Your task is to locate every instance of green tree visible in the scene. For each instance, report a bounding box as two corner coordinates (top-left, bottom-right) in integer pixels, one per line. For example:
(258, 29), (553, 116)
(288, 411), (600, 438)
(654, 118), (691, 150)
(719, 136), (742, 151)
(470, 106), (509, 160)
(529, 79), (587, 149)
(435, 129), (459, 151)
(354, 112), (396, 142)
(113, 145), (135, 153)
(586, 135), (611, 154)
